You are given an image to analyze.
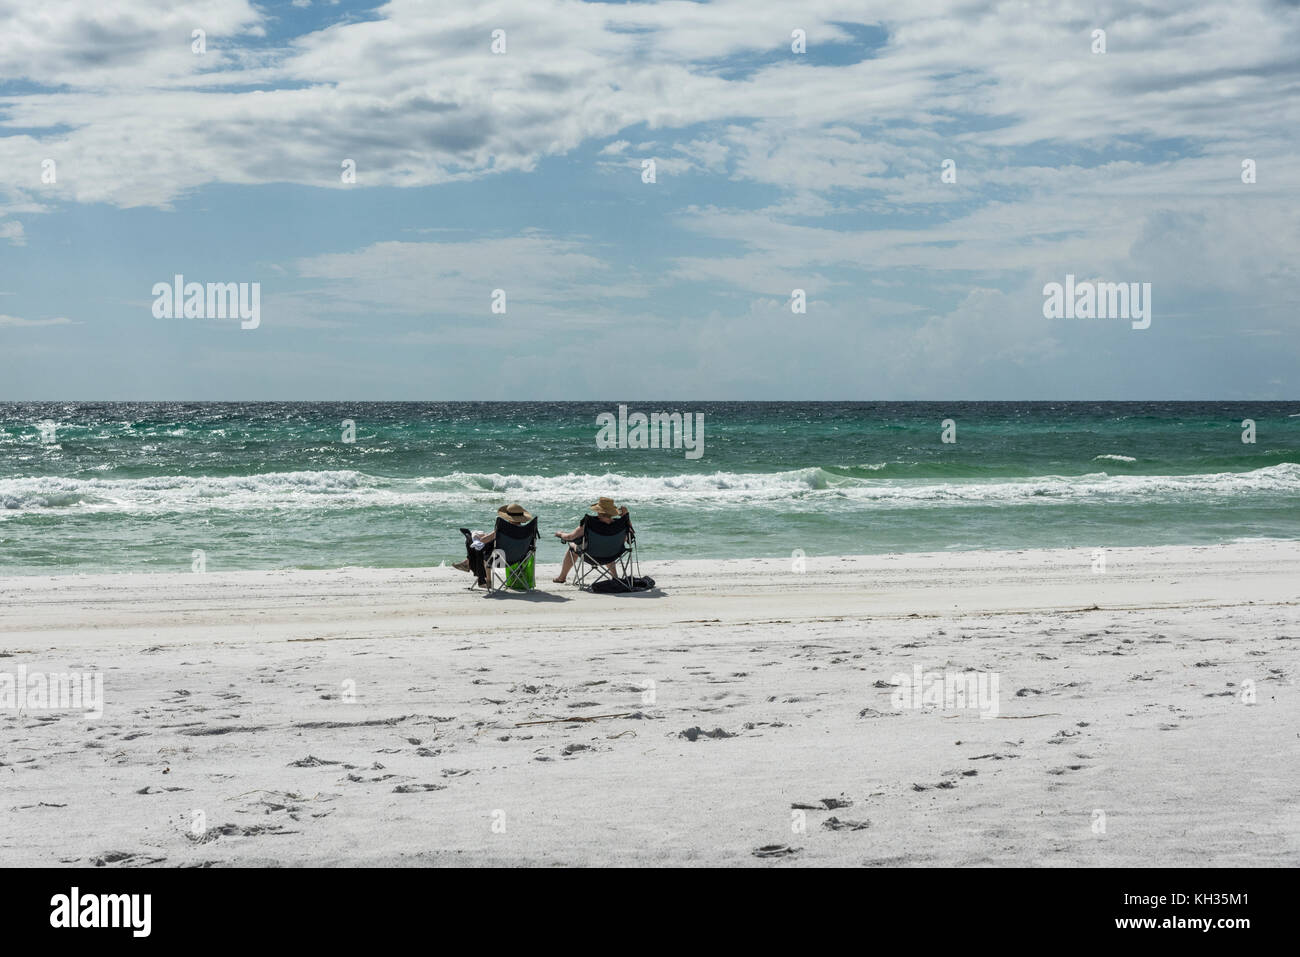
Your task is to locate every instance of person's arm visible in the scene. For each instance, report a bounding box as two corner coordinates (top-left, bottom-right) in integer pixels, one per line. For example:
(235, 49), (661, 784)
(480, 530), (496, 545)
(554, 524), (583, 542)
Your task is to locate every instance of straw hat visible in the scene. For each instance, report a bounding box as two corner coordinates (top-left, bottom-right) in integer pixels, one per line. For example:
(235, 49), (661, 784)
(497, 503), (534, 524)
(590, 497), (619, 518)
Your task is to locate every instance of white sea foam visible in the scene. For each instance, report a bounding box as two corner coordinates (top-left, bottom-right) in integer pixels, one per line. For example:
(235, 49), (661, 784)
(2, 463), (1298, 516)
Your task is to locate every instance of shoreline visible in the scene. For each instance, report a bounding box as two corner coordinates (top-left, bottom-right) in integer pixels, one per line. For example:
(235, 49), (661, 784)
(2, 540), (1297, 866)
(2, 532), (1298, 577)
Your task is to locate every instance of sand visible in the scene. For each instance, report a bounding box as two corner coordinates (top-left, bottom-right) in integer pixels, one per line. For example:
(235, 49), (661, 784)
(1, 541), (1297, 867)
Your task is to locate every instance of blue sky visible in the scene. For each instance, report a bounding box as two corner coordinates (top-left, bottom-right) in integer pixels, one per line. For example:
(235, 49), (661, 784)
(1, 0), (1298, 399)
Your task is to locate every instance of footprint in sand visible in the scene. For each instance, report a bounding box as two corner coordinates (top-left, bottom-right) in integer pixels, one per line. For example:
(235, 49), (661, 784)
(791, 796), (853, 810)
(858, 707), (894, 719)
(822, 817), (871, 831)
(345, 772), (398, 783)
(753, 844), (800, 858)
(177, 725), (267, 736)
(188, 823), (298, 843)
(679, 726), (736, 741)
(93, 850), (167, 866)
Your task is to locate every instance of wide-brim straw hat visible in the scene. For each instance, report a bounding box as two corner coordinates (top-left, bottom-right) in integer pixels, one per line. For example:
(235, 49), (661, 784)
(497, 503), (534, 524)
(590, 497), (619, 517)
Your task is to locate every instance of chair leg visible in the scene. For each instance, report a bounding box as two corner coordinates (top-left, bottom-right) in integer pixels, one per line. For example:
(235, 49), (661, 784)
(485, 549), (535, 593)
(580, 558), (618, 590)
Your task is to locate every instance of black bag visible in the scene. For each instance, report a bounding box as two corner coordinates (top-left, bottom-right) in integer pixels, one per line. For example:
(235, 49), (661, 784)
(590, 576), (656, 594)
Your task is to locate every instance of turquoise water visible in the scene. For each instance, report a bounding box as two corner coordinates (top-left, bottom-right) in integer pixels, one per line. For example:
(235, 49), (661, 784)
(1, 401), (1297, 574)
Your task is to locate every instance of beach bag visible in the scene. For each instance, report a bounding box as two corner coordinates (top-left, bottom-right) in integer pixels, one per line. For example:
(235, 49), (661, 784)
(591, 575), (655, 594)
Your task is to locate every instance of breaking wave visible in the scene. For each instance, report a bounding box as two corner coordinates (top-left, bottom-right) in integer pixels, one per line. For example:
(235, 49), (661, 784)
(3, 463), (1299, 515)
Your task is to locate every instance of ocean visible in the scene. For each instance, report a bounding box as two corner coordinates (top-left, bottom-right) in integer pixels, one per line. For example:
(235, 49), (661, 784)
(1, 401), (1297, 575)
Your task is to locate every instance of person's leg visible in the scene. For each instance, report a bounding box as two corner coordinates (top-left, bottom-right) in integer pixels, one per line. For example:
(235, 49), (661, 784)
(453, 538), (474, 573)
(553, 544), (576, 583)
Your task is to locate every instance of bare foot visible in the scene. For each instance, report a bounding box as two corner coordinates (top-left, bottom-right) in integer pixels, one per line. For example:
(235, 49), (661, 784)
(552, 576), (566, 584)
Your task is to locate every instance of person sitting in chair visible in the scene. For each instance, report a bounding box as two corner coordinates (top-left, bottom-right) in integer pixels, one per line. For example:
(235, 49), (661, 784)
(552, 497), (629, 584)
(457, 503), (533, 588)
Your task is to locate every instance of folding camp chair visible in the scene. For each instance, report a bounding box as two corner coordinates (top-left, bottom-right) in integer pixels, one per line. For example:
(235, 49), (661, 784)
(571, 513), (639, 591)
(486, 516), (538, 595)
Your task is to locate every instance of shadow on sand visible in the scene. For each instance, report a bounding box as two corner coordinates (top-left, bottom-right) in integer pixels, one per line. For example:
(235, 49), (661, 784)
(480, 587), (667, 601)
(579, 587), (668, 600)
(481, 589), (572, 603)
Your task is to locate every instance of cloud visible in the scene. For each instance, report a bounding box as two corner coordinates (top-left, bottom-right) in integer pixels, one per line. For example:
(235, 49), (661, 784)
(0, 0), (266, 90)
(4, 0), (1295, 208)
(1, 0), (1297, 399)
(284, 233), (650, 325)
(0, 314), (78, 327)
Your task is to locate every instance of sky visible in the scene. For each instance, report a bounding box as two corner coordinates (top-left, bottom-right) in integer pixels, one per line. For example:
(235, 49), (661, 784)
(0, 0), (1297, 400)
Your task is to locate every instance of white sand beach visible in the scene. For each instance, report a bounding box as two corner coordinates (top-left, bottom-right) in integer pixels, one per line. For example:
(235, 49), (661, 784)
(1, 541), (1297, 867)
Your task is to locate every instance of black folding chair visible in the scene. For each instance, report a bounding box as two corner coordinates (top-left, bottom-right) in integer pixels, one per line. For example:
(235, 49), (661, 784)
(486, 516), (538, 594)
(571, 513), (639, 590)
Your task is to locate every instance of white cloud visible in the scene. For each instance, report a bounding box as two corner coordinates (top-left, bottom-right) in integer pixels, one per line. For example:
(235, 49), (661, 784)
(1, 0), (1297, 400)
(4, 0), (1295, 208)
(0, 314), (77, 327)
(285, 234), (650, 324)
(0, 0), (265, 90)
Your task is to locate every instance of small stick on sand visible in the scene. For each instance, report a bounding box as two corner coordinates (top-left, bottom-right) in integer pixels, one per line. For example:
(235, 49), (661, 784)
(515, 713), (633, 727)
(942, 713), (1062, 720)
